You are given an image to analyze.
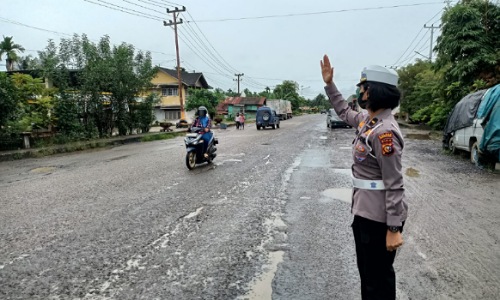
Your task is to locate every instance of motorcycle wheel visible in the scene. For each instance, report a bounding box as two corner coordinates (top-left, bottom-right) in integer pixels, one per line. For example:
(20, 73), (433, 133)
(186, 151), (196, 170)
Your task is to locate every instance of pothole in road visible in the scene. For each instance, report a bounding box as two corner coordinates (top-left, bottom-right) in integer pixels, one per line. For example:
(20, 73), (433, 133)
(405, 133), (431, 140)
(183, 207), (204, 219)
(406, 167), (420, 177)
(30, 166), (57, 174)
(107, 155), (130, 162)
(320, 188), (353, 204)
(242, 250), (284, 300)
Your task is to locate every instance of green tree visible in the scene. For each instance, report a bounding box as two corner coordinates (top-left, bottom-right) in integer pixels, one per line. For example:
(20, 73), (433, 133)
(17, 55), (40, 70)
(130, 93), (158, 133)
(53, 92), (83, 137)
(435, 0), (500, 106)
(398, 60), (434, 116)
(0, 36), (25, 71)
(0, 73), (19, 129)
(185, 88), (219, 117)
(11, 73), (51, 131)
(226, 88), (239, 97)
(213, 88), (227, 102)
(310, 93), (331, 109)
(243, 88), (259, 97)
(273, 80), (301, 109)
(258, 86), (275, 98)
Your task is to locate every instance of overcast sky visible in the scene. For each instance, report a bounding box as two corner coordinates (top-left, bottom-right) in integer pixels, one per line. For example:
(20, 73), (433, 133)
(1, 0), (447, 98)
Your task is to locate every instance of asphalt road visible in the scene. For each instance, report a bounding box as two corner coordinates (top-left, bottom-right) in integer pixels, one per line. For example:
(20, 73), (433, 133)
(1, 114), (499, 299)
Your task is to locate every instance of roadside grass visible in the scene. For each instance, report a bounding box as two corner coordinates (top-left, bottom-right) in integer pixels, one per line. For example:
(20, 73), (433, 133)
(1, 131), (186, 161)
(141, 132), (185, 142)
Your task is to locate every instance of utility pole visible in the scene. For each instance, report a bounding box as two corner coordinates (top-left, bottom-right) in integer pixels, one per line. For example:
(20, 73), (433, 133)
(424, 24), (440, 61)
(164, 6), (186, 119)
(234, 73), (244, 95)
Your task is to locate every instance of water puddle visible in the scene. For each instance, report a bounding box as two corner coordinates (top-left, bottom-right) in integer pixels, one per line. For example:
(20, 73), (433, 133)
(321, 188), (352, 204)
(405, 133), (431, 140)
(30, 167), (57, 174)
(301, 149), (330, 168)
(264, 216), (287, 231)
(242, 250), (284, 300)
(283, 157), (301, 183)
(405, 167), (420, 177)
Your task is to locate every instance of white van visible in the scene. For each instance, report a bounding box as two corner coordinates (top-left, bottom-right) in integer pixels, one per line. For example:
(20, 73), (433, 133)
(444, 89), (488, 164)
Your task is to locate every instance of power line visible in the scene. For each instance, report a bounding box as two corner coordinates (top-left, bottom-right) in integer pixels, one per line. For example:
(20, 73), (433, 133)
(192, 2), (445, 22)
(184, 11), (240, 74)
(392, 28), (424, 66)
(392, 8), (444, 66)
(0, 16), (72, 37)
(183, 11), (268, 88)
(177, 28), (233, 78)
(82, 0), (163, 21)
(182, 22), (235, 75)
(0, 16), (175, 57)
(131, 0), (237, 79)
(136, 0), (170, 9)
(398, 35), (430, 66)
(158, 0), (182, 6)
(121, 0), (164, 14)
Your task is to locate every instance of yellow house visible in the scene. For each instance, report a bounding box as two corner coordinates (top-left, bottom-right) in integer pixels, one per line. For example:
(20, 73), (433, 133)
(149, 67), (211, 121)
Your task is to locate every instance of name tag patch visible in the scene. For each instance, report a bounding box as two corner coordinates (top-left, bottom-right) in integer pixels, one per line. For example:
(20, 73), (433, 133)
(378, 132), (394, 156)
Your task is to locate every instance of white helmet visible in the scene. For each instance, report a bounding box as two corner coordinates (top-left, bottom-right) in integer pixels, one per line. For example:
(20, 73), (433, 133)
(357, 65), (399, 87)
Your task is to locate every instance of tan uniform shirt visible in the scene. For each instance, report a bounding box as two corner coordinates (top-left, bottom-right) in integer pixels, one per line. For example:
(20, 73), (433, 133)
(325, 83), (408, 226)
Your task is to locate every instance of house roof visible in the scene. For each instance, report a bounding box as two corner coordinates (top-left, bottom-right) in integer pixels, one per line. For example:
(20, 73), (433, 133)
(222, 97), (266, 106)
(158, 67), (211, 89)
(216, 102), (230, 114)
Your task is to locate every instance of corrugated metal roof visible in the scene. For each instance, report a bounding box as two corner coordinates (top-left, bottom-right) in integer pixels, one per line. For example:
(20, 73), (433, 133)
(158, 67), (211, 89)
(222, 97), (266, 106)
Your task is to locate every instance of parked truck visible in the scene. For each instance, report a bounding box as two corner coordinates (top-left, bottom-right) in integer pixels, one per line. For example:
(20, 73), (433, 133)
(266, 99), (293, 120)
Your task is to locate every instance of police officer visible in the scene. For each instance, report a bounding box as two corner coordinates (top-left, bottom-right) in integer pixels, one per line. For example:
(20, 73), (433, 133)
(320, 54), (408, 300)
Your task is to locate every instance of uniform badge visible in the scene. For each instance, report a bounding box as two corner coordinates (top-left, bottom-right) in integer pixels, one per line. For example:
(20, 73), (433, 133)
(378, 132), (394, 156)
(355, 144), (366, 153)
(355, 155), (366, 162)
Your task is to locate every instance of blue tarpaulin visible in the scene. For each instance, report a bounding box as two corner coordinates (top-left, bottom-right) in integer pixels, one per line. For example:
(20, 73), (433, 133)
(477, 84), (500, 160)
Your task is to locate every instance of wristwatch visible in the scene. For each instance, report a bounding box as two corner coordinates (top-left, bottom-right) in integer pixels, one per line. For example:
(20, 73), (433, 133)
(387, 226), (401, 233)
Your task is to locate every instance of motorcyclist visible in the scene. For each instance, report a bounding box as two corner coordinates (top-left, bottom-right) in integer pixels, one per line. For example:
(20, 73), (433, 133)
(190, 106), (213, 158)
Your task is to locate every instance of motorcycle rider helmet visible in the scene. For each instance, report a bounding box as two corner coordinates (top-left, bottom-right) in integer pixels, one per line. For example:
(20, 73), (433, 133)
(197, 106), (208, 118)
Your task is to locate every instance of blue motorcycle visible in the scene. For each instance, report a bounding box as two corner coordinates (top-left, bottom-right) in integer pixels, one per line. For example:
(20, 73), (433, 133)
(185, 127), (218, 170)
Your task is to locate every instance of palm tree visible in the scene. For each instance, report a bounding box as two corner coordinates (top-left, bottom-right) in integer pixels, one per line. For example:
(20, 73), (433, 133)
(0, 36), (25, 71)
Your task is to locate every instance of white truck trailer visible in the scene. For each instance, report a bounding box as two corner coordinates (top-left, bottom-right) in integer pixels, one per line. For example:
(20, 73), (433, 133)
(266, 99), (292, 120)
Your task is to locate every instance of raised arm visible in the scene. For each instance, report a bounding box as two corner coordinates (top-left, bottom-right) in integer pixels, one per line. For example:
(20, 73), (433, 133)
(321, 54), (365, 128)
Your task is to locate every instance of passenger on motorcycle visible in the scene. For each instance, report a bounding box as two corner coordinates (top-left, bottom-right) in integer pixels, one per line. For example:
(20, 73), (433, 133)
(190, 106), (213, 158)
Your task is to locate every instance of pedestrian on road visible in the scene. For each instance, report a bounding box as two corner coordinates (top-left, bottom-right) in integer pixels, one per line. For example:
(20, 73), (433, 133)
(321, 54), (408, 300)
(240, 113), (245, 130)
(235, 113), (241, 130)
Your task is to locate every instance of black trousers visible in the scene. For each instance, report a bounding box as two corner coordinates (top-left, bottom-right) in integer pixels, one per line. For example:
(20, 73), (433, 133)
(352, 216), (403, 300)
